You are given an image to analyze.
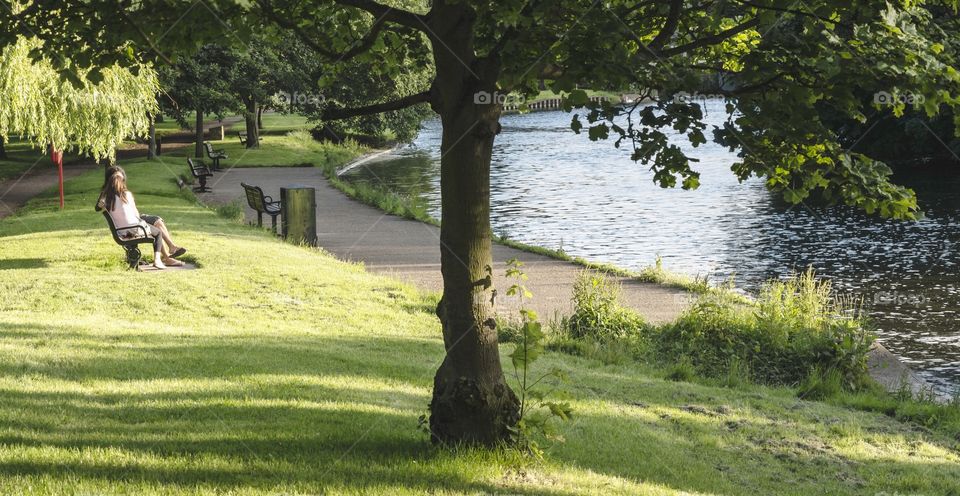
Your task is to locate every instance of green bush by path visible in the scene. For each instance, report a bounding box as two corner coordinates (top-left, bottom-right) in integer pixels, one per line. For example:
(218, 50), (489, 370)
(655, 270), (874, 388)
(558, 269), (874, 389)
(1, 153), (960, 494)
(565, 271), (646, 341)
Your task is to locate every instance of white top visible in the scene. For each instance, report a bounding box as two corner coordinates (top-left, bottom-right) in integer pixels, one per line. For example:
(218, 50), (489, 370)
(108, 191), (141, 229)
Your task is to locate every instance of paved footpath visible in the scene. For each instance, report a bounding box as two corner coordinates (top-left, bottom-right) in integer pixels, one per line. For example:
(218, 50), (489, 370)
(200, 166), (690, 324)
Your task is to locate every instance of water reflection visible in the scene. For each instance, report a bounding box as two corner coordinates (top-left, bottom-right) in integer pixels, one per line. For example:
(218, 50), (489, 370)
(344, 102), (960, 393)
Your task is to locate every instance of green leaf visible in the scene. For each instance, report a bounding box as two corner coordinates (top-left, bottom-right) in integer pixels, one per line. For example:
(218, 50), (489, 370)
(570, 115), (582, 134)
(588, 124), (609, 141)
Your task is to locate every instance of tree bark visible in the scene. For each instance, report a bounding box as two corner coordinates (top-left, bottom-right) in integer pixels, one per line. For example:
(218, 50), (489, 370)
(428, 2), (519, 446)
(147, 114), (157, 160)
(0, 136), (6, 160)
(257, 105), (264, 131)
(244, 99), (261, 149)
(195, 110), (204, 158)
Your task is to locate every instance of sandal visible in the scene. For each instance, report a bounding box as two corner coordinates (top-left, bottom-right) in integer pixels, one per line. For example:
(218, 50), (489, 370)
(162, 258), (184, 267)
(171, 247), (187, 258)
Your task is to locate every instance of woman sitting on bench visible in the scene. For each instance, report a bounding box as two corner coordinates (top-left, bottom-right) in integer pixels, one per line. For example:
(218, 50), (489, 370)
(98, 166), (187, 269)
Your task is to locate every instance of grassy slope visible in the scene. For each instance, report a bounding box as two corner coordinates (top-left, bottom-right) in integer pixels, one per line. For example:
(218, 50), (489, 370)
(0, 148), (959, 494)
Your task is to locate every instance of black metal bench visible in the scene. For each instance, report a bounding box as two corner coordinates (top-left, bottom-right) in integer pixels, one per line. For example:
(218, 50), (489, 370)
(204, 142), (227, 170)
(101, 211), (156, 270)
(241, 182), (281, 231)
(187, 158), (213, 192)
(238, 131), (247, 145)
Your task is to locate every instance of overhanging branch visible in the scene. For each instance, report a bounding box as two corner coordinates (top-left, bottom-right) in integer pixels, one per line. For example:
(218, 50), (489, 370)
(648, 0), (683, 50)
(322, 90), (431, 120)
(332, 0), (425, 31)
(257, 0), (390, 61)
(660, 17), (760, 57)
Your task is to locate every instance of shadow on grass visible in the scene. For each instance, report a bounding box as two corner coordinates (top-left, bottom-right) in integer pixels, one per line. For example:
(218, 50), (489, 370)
(0, 258), (47, 270)
(0, 331), (570, 493)
(0, 323), (958, 494)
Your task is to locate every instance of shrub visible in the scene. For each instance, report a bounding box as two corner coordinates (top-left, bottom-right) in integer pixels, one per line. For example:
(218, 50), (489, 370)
(565, 270), (645, 340)
(654, 269), (874, 387)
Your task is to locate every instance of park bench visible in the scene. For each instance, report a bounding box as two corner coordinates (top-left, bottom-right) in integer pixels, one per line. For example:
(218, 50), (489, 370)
(187, 158), (213, 192)
(241, 182), (282, 231)
(204, 142), (228, 170)
(238, 131), (247, 145)
(101, 211), (155, 270)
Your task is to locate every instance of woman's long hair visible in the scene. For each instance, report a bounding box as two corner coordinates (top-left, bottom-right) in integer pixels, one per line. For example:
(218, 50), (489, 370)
(101, 166), (129, 212)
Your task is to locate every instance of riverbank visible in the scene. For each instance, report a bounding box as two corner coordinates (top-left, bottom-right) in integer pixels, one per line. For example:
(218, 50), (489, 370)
(2, 143), (959, 495)
(312, 149), (946, 401)
(345, 108), (960, 394)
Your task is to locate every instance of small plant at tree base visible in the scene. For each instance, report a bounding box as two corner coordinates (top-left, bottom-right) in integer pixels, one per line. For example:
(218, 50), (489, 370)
(504, 258), (573, 459)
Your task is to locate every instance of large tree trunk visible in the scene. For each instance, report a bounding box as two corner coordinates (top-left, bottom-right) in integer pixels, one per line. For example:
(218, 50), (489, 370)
(0, 136), (6, 160)
(428, 2), (519, 446)
(194, 110), (204, 158)
(244, 99), (260, 149)
(147, 114), (157, 160)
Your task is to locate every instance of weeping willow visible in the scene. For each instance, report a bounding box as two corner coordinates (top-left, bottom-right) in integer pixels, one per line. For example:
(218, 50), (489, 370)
(0, 37), (158, 162)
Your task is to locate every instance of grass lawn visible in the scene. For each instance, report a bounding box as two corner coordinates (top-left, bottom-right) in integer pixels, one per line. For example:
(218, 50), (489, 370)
(0, 151), (959, 494)
(0, 139), (59, 182)
(153, 111), (309, 138)
(145, 130), (364, 172)
(154, 114), (195, 137)
(258, 113), (312, 135)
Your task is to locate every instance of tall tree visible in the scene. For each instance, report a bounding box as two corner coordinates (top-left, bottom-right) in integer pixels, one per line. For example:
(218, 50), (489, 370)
(6, 0), (958, 445)
(227, 34), (288, 148)
(161, 45), (238, 157)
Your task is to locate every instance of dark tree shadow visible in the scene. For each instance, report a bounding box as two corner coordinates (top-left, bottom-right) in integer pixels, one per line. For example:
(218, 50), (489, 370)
(0, 258), (46, 270)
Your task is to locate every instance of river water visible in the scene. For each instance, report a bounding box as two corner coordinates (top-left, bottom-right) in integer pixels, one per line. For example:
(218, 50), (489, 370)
(342, 101), (960, 393)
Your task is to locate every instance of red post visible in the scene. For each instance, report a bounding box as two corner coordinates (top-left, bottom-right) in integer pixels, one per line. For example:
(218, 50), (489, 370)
(50, 147), (64, 209)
